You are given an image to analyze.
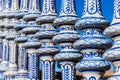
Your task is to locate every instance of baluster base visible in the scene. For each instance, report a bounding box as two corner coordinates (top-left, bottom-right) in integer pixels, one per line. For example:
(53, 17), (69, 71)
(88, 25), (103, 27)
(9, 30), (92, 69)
(82, 71), (104, 80)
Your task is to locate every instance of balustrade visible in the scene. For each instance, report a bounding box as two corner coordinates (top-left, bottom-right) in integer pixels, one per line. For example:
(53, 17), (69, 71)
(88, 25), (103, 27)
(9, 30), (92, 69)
(0, 0), (116, 80)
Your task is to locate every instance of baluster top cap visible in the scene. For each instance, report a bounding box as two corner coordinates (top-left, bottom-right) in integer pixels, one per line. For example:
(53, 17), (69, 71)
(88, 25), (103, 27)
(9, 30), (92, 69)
(54, 0), (79, 26)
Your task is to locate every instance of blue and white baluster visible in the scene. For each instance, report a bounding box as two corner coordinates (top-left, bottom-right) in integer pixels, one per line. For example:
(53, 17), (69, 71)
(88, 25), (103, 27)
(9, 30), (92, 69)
(21, 26), (40, 80)
(27, 49), (39, 80)
(0, 29), (9, 80)
(73, 0), (112, 80)
(14, 34), (28, 80)
(13, 0), (29, 77)
(4, 31), (18, 80)
(35, 39), (58, 80)
(81, 0), (103, 18)
(7, 0), (19, 29)
(22, 0), (41, 78)
(14, 3), (29, 79)
(22, 0), (40, 44)
(40, 55), (55, 80)
(52, 0), (82, 80)
(3, 0), (19, 79)
(14, 0), (28, 35)
(103, 0), (120, 79)
(54, 0), (78, 26)
(0, 0), (11, 79)
(14, 1), (29, 78)
(35, 0), (58, 80)
(36, 0), (57, 24)
(22, 0), (41, 35)
(22, 36), (41, 80)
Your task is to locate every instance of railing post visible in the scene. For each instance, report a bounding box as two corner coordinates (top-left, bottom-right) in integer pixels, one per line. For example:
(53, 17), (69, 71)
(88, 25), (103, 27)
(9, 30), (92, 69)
(53, 0), (82, 80)
(103, 0), (120, 79)
(74, 0), (112, 80)
(35, 0), (58, 80)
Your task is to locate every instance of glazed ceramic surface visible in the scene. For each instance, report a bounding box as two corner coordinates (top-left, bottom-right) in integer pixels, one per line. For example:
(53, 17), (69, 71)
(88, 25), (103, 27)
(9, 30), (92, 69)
(35, 0), (58, 80)
(73, 0), (112, 80)
(103, 0), (120, 80)
(0, 0), (118, 80)
(53, 0), (82, 80)
(23, 0), (40, 21)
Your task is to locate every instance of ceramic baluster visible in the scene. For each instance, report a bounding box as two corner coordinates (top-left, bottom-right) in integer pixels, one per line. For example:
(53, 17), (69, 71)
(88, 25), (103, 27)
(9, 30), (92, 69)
(4, 30), (18, 79)
(73, 0), (112, 80)
(13, 18), (29, 80)
(22, 0), (41, 79)
(52, 0), (82, 80)
(21, 22), (40, 80)
(3, 0), (19, 79)
(35, 0), (58, 80)
(22, 36), (41, 80)
(13, 0), (29, 78)
(0, 29), (9, 80)
(0, 0), (11, 79)
(103, 0), (120, 79)
(14, 2), (29, 79)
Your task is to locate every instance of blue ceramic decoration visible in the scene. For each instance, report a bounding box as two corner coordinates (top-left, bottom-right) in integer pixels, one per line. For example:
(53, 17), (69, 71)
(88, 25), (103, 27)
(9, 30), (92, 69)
(103, 0), (120, 80)
(73, 0), (112, 80)
(22, 0), (41, 79)
(35, 0), (58, 80)
(3, 0), (19, 79)
(53, 0), (82, 80)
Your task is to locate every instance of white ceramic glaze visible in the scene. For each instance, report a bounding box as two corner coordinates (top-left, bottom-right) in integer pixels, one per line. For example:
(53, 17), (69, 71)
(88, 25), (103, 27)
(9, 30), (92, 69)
(103, 0), (120, 80)
(74, 0), (112, 80)
(53, 0), (82, 80)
